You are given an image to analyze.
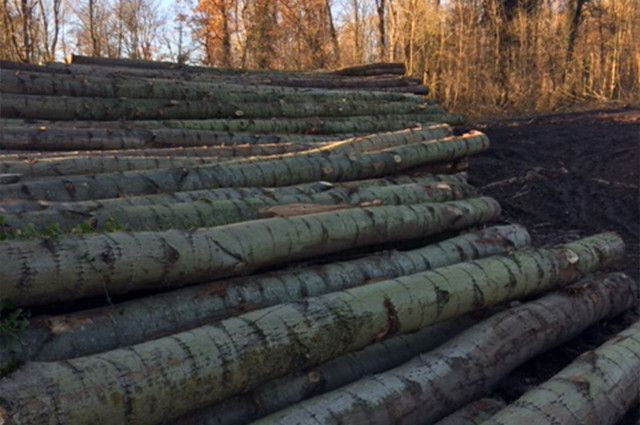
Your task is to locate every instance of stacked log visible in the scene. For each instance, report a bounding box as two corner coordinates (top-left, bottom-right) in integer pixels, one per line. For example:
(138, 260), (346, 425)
(0, 58), (637, 425)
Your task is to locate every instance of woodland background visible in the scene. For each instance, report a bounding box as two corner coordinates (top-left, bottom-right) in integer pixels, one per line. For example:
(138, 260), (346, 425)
(1, 0), (638, 117)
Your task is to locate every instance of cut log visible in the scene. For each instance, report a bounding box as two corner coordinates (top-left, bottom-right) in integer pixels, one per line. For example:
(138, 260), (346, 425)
(480, 315), (640, 425)
(0, 124), (451, 181)
(433, 398), (507, 425)
(1, 69), (425, 103)
(0, 143), (313, 161)
(132, 113), (465, 132)
(0, 125), (345, 151)
(332, 62), (407, 77)
(252, 272), (638, 425)
(2, 180), (477, 232)
(0, 173), (468, 215)
(0, 225), (528, 364)
(1, 93), (440, 121)
(0, 197), (502, 306)
(174, 316), (477, 425)
(0, 131), (488, 201)
(0, 235), (626, 425)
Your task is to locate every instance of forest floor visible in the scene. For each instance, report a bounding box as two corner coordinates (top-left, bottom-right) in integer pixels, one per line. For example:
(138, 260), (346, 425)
(460, 107), (640, 421)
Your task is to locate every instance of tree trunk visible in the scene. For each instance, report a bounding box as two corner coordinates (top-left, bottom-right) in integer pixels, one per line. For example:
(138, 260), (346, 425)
(175, 316), (479, 425)
(0, 143), (314, 161)
(252, 272), (637, 425)
(1, 93), (440, 121)
(0, 125), (345, 151)
(0, 236), (626, 425)
(0, 69), (427, 103)
(0, 197), (502, 306)
(2, 180), (477, 233)
(433, 398), (506, 425)
(482, 313), (640, 425)
(0, 173), (469, 215)
(333, 62), (406, 77)
(0, 131), (485, 201)
(0, 225), (528, 365)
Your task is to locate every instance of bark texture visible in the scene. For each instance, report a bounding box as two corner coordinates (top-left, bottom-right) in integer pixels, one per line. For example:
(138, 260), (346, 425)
(480, 314), (640, 425)
(0, 131), (488, 201)
(252, 272), (637, 425)
(0, 173), (468, 215)
(0, 235), (626, 425)
(0, 197), (501, 306)
(174, 316), (475, 425)
(433, 398), (507, 425)
(0, 225), (529, 364)
(1, 93), (440, 121)
(3, 180), (477, 232)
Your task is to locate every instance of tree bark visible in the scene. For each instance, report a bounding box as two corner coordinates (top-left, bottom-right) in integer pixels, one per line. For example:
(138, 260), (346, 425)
(333, 62), (406, 77)
(1, 69), (424, 103)
(0, 131), (485, 201)
(2, 180), (477, 232)
(0, 173), (468, 215)
(0, 225), (528, 365)
(175, 316), (479, 425)
(0, 235), (626, 425)
(481, 313), (640, 425)
(1, 93), (440, 121)
(433, 398), (506, 425)
(0, 124), (345, 151)
(252, 272), (637, 425)
(0, 197), (502, 306)
(0, 143), (313, 161)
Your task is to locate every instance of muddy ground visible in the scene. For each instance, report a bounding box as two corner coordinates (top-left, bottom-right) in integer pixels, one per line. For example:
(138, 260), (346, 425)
(460, 108), (640, 421)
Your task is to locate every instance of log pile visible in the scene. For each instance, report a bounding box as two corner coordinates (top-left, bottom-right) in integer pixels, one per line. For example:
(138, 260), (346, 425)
(0, 59), (638, 425)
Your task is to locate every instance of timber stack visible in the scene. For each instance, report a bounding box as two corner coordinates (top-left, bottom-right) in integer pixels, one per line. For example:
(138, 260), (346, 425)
(0, 57), (637, 425)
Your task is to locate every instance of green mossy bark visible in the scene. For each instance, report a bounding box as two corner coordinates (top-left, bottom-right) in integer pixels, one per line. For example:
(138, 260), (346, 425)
(480, 314), (640, 425)
(3, 180), (477, 232)
(0, 197), (501, 306)
(253, 271), (636, 425)
(1, 93), (441, 121)
(0, 132), (488, 201)
(0, 235), (626, 425)
(0, 225), (528, 364)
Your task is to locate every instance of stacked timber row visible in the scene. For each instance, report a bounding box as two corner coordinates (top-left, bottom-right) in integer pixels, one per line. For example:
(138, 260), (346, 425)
(0, 58), (637, 425)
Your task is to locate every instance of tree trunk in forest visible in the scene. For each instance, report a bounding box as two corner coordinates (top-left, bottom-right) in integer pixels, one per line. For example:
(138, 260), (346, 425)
(481, 313), (640, 425)
(0, 197), (502, 306)
(0, 131), (484, 202)
(376, 0), (387, 61)
(252, 272), (637, 425)
(0, 236), (627, 425)
(0, 225), (529, 364)
(433, 398), (506, 425)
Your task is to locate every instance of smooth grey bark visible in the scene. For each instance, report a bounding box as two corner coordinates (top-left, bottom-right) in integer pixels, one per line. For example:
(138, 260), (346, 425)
(0, 225), (529, 364)
(481, 313), (640, 425)
(252, 272), (638, 425)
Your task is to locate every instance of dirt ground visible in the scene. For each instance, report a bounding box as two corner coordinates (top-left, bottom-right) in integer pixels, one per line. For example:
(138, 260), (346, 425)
(460, 107), (640, 421)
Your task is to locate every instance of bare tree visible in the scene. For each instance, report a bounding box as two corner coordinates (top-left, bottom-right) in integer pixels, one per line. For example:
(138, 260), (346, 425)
(0, 0), (62, 62)
(375, 0), (385, 60)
